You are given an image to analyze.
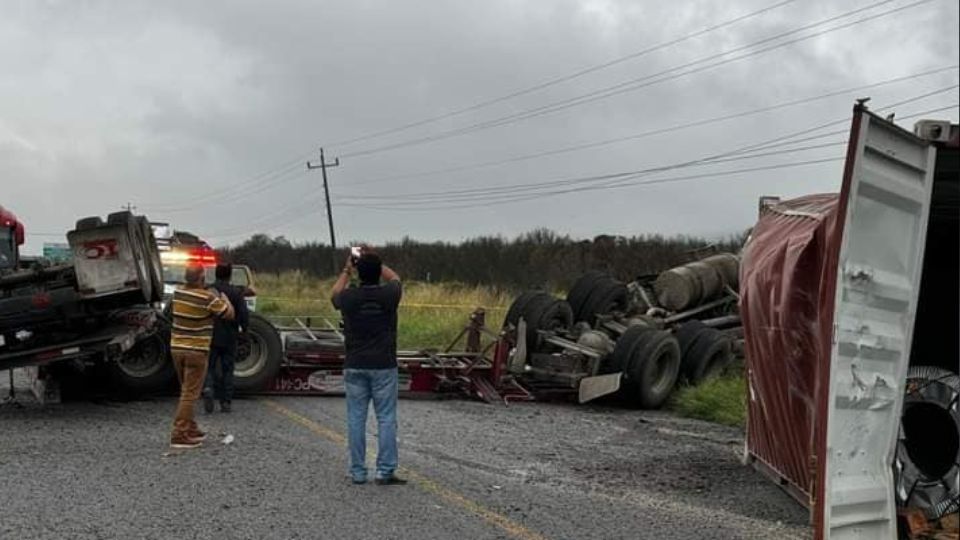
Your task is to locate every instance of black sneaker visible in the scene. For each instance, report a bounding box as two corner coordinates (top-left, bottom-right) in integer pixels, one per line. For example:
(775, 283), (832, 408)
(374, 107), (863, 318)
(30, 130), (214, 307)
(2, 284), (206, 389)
(202, 389), (214, 414)
(351, 477), (367, 485)
(220, 401), (231, 413)
(374, 475), (408, 486)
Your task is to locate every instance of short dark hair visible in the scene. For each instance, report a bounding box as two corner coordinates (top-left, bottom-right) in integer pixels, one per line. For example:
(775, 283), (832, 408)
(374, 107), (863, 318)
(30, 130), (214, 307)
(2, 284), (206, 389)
(184, 264), (205, 285)
(356, 252), (382, 285)
(215, 263), (233, 281)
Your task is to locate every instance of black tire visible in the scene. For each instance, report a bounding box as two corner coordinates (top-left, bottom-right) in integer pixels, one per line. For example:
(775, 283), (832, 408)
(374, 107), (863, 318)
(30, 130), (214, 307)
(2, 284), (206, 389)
(109, 334), (177, 394)
(623, 330), (681, 409)
(602, 324), (654, 374)
(136, 216), (164, 303)
(519, 292), (561, 350)
(234, 313), (283, 392)
(675, 320), (708, 358)
(579, 279), (629, 325)
(566, 272), (609, 322)
(504, 291), (543, 329)
(106, 210), (134, 225)
(535, 299), (574, 334)
(75, 216), (104, 231)
(682, 327), (733, 384)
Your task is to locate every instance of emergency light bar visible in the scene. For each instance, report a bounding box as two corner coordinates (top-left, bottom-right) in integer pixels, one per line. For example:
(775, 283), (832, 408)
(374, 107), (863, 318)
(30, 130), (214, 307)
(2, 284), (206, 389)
(160, 248), (217, 265)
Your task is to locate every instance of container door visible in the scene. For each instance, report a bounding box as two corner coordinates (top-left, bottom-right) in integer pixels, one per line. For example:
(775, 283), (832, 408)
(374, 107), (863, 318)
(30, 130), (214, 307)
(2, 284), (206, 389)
(820, 107), (937, 539)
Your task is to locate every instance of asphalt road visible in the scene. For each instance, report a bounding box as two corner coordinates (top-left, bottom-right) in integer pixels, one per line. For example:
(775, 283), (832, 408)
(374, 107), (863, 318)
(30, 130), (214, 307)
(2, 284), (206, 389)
(0, 379), (810, 540)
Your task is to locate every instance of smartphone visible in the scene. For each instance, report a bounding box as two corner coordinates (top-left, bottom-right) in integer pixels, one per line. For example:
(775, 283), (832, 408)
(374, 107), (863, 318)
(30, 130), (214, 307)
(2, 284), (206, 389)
(350, 246), (362, 263)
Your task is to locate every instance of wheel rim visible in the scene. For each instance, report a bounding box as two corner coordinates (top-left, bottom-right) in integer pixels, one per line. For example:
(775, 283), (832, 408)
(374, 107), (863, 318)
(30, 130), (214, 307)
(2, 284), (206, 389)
(235, 332), (267, 378)
(650, 346), (677, 395)
(117, 337), (165, 378)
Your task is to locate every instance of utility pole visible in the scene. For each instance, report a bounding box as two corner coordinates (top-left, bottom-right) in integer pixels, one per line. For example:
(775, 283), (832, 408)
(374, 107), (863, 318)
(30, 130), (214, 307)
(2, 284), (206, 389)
(307, 147), (341, 274)
(122, 203), (136, 213)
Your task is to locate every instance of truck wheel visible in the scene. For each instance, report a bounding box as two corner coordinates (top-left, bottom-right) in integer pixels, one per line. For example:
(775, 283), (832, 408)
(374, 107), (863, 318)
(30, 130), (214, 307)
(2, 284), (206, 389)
(623, 330), (681, 409)
(602, 324), (654, 374)
(518, 292), (564, 351)
(566, 272), (608, 322)
(110, 334), (176, 394)
(504, 291), (543, 330)
(681, 327), (733, 384)
(75, 216), (104, 231)
(234, 313), (283, 392)
(579, 279), (629, 326)
(106, 210), (134, 225)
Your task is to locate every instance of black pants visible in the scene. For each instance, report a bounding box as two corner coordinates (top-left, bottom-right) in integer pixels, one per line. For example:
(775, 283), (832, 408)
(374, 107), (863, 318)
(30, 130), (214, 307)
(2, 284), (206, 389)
(205, 346), (236, 402)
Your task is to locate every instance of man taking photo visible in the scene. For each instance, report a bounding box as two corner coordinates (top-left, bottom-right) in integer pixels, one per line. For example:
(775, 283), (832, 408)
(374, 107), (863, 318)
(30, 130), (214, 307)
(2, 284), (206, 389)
(203, 263), (249, 414)
(169, 264), (234, 449)
(331, 248), (405, 485)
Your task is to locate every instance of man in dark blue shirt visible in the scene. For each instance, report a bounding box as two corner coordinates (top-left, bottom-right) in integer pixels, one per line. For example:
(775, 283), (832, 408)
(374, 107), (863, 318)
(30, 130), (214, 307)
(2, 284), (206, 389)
(203, 263), (249, 414)
(331, 249), (404, 485)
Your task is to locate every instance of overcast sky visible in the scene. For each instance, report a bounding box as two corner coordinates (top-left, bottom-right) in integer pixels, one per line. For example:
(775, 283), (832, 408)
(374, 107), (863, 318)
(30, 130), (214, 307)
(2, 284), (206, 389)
(2, 0), (958, 254)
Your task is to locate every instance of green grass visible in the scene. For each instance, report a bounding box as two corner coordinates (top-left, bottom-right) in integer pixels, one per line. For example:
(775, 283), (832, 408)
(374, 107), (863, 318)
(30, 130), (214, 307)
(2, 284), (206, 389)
(670, 374), (747, 427)
(253, 272), (510, 349)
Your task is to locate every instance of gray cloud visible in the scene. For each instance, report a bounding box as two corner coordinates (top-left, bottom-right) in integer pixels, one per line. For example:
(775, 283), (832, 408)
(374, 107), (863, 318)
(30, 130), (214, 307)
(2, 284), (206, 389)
(2, 0), (957, 254)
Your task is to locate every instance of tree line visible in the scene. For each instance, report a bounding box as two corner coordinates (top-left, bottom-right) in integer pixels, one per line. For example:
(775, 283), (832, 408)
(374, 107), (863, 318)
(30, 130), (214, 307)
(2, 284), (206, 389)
(219, 229), (744, 291)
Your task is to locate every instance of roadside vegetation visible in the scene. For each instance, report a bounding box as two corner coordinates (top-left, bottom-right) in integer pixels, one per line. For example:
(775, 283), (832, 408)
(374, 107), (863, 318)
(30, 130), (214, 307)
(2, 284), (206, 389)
(256, 272), (746, 426)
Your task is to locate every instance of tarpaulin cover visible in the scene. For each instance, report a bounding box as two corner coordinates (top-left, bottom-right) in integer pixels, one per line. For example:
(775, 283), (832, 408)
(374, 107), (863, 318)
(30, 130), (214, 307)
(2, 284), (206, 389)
(740, 193), (842, 503)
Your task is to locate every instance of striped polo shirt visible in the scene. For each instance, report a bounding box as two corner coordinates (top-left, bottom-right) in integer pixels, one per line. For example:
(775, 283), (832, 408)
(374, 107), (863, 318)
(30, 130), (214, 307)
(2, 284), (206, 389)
(170, 285), (230, 352)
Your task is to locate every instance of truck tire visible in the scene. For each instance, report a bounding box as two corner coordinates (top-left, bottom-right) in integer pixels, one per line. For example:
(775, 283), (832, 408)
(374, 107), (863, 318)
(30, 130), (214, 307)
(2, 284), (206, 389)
(566, 272), (608, 322)
(519, 293), (565, 350)
(136, 216), (164, 303)
(896, 366), (960, 519)
(106, 210), (134, 225)
(675, 320), (707, 358)
(504, 291), (543, 330)
(579, 279), (629, 325)
(110, 334), (176, 394)
(75, 216), (104, 231)
(623, 330), (681, 409)
(681, 327), (733, 384)
(234, 313), (283, 392)
(602, 324), (654, 374)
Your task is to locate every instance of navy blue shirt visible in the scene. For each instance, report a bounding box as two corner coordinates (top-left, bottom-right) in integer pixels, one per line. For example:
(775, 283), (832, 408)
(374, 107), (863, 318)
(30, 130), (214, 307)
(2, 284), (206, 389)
(210, 280), (249, 353)
(333, 280), (401, 370)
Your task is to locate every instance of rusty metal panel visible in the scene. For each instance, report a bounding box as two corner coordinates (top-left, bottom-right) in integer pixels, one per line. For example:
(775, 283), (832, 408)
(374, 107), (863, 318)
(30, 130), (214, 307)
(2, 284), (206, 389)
(67, 224), (143, 299)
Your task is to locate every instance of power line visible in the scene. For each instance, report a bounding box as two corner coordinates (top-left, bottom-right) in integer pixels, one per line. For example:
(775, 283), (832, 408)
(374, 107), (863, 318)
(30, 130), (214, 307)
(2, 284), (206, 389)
(337, 102), (959, 210)
(339, 0), (933, 159)
(325, 0), (797, 149)
(340, 158), (845, 211)
(344, 69), (958, 188)
(338, 89), (959, 203)
(143, 152), (315, 212)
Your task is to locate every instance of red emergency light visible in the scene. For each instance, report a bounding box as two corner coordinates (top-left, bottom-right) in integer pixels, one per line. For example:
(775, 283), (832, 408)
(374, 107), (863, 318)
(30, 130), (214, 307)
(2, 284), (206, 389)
(161, 247), (218, 266)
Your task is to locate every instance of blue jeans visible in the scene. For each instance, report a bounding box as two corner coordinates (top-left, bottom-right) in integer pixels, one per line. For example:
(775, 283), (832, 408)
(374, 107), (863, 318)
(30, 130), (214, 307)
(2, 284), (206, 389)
(345, 368), (398, 481)
(204, 346), (235, 402)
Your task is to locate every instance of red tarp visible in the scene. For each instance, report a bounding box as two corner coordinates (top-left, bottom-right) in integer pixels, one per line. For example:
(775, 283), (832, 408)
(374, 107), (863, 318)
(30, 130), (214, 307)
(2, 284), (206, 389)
(740, 193), (843, 505)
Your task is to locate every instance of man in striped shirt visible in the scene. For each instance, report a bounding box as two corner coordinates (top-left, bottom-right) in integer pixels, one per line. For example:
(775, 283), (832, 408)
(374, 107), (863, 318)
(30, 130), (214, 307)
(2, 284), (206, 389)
(169, 265), (235, 448)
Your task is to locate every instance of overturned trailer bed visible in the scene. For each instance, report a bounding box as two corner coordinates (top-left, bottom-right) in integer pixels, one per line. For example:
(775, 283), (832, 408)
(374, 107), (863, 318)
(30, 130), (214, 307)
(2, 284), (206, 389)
(245, 311), (534, 404)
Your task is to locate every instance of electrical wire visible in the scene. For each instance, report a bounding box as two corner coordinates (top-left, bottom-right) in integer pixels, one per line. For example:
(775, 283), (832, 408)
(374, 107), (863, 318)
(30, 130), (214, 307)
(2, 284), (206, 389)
(338, 90), (960, 203)
(339, 0), (934, 158)
(337, 102), (959, 211)
(325, 0), (797, 149)
(344, 69), (959, 187)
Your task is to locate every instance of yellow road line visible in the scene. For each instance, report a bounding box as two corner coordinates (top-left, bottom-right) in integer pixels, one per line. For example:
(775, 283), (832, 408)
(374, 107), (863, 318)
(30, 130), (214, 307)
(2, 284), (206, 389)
(261, 398), (548, 540)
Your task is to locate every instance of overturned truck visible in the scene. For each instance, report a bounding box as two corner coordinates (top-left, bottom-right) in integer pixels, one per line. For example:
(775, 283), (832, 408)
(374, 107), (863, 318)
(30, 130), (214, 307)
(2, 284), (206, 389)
(0, 209), (165, 401)
(500, 250), (742, 407)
